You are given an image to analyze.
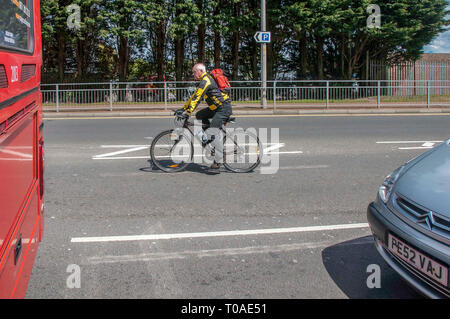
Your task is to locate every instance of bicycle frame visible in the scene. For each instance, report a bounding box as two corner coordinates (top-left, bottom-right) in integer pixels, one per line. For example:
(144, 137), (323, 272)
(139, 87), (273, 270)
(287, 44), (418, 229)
(177, 115), (240, 156)
(150, 113), (261, 173)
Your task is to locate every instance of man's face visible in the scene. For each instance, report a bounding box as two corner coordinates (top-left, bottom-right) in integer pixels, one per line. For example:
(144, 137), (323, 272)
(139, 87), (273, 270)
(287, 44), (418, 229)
(192, 67), (202, 81)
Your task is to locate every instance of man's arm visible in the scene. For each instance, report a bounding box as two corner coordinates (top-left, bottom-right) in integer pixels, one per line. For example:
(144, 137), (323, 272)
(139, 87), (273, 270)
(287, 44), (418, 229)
(183, 77), (211, 114)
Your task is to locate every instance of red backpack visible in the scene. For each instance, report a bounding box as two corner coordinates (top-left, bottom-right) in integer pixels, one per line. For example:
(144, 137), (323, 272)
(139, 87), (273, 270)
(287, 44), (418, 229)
(210, 69), (231, 93)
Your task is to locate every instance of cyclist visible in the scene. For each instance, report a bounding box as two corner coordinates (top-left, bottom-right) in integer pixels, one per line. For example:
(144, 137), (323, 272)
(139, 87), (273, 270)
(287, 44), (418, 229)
(179, 63), (232, 173)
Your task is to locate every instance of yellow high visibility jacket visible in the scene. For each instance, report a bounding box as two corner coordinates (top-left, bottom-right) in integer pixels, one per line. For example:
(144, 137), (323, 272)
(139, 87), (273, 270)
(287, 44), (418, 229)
(184, 72), (231, 114)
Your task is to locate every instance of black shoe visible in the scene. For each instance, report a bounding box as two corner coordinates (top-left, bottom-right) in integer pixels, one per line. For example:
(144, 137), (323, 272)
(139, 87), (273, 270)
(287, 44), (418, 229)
(208, 162), (221, 174)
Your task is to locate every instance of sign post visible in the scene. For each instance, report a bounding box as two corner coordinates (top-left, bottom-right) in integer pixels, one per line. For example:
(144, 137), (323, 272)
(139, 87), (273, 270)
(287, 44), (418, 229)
(256, 0), (269, 108)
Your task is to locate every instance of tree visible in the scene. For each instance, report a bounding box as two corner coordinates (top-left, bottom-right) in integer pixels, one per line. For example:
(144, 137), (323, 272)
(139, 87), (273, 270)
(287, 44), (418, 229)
(69, 0), (103, 80)
(142, 1), (170, 81)
(98, 0), (145, 81)
(40, 0), (449, 83)
(169, 0), (201, 81)
(41, 0), (73, 82)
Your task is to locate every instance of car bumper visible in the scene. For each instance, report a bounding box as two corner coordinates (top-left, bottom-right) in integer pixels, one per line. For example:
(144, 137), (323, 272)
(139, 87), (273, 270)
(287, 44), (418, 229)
(367, 200), (450, 299)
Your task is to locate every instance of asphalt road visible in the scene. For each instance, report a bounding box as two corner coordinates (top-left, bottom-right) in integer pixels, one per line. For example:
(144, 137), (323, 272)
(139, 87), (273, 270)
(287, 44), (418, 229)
(26, 113), (450, 299)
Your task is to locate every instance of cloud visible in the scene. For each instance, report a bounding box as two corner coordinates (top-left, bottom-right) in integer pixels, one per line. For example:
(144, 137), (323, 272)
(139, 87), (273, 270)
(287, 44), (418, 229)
(423, 30), (450, 53)
(423, 5), (450, 53)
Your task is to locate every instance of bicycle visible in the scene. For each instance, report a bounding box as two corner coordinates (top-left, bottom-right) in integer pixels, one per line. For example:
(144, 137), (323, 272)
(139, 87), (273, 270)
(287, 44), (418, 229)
(150, 110), (263, 173)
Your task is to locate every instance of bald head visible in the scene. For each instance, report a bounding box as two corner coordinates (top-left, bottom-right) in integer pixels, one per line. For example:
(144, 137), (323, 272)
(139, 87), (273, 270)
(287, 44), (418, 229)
(193, 63), (206, 73)
(192, 63), (206, 80)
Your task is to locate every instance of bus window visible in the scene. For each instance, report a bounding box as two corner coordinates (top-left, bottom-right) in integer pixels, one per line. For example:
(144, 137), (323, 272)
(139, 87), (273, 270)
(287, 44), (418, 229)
(0, 0), (34, 53)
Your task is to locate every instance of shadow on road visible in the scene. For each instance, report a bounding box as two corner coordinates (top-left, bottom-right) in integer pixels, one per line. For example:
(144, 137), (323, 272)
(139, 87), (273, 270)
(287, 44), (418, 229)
(321, 235), (423, 299)
(140, 160), (255, 175)
(140, 161), (210, 174)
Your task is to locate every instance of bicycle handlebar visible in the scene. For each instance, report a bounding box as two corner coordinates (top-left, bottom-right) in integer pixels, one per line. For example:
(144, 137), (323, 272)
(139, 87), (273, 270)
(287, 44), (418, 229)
(174, 109), (189, 119)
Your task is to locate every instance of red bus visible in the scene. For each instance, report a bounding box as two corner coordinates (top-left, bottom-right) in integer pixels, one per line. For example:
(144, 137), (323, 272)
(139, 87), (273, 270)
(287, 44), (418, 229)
(0, 0), (44, 298)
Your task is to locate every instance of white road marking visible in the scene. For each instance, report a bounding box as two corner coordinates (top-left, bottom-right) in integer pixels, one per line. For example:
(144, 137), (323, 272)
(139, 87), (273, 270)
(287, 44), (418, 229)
(398, 146), (434, 150)
(263, 143), (285, 153)
(259, 164), (328, 171)
(93, 146), (148, 159)
(93, 156), (150, 160)
(376, 140), (443, 150)
(421, 142), (436, 147)
(399, 141), (438, 150)
(86, 241), (336, 264)
(100, 145), (149, 148)
(376, 141), (443, 144)
(92, 150), (303, 160)
(99, 143), (280, 148)
(71, 222), (369, 243)
(270, 151), (303, 155)
(92, 142), (302, 160)
(87, 237), (375, 264)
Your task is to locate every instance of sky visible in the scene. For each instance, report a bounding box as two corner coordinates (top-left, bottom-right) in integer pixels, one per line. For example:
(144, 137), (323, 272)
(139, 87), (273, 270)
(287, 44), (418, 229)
(423, 4), (450, 53)
(423, 29), (450, 53)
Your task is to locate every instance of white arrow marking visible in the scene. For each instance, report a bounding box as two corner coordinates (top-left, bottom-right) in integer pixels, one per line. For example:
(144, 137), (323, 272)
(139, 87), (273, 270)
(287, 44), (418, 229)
(263, 143), (285, 153)
(92, 143), (302, 160)
(421, 142), (435, 147)
(376, 140), (442, 150)
(93, 146), (149, 159)
(398, 146), (435, 150)
(376, 141), (442, 144)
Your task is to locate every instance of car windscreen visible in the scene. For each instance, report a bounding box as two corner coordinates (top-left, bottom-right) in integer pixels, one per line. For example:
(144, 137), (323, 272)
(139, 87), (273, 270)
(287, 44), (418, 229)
(0, 0), (33, 53)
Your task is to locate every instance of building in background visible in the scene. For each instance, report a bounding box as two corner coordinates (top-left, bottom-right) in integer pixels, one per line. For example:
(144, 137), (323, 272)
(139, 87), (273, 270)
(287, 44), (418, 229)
(370, 54), (450, 96)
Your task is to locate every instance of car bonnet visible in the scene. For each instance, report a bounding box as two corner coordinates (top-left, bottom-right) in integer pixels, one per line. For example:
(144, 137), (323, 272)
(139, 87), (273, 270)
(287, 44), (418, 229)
(394, 139), (450, 218)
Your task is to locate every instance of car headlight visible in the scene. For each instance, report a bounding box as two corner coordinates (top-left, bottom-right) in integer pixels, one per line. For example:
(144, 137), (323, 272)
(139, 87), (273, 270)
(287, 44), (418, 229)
(378, 165), (405, 203)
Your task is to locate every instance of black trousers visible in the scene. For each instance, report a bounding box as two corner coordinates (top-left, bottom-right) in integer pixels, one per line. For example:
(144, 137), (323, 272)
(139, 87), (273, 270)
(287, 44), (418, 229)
(195, 103), (232, 129)
(195, 103), (232, 163)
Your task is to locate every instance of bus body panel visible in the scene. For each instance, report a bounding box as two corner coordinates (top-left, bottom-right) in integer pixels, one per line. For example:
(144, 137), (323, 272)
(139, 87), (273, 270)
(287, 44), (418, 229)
(0, 183), (40, 298)
(0, 110), (35, 251)
(0, 0), (43, 298)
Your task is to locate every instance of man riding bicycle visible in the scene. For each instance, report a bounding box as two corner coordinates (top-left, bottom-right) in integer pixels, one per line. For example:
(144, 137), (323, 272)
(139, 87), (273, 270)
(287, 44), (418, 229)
(179, 63), (233, 173)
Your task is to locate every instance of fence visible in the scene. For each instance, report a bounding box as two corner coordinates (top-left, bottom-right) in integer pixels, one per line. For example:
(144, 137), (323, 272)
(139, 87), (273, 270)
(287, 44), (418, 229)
(41, 80), (450, 112)
(370, 59), (450, 96)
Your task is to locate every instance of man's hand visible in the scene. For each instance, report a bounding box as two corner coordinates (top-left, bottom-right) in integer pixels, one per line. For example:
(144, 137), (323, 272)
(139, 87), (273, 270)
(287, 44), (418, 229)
(174, 108), (189, 119)
(175, 108), (185, 115)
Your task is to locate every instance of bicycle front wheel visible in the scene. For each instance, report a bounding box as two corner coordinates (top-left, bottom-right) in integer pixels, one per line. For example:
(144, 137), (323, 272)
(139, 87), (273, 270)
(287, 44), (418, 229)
(223, 129), (262, 173)
(150, 129), (192, 172)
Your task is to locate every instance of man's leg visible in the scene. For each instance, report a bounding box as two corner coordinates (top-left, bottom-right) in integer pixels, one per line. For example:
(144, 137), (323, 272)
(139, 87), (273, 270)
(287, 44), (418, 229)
(195, 107), (215, 130)
(208, 104), (232, 166)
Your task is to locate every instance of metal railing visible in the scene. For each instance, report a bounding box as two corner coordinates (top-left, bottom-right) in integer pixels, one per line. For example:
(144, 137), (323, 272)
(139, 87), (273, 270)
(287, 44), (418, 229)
(40, 80), (450, 112)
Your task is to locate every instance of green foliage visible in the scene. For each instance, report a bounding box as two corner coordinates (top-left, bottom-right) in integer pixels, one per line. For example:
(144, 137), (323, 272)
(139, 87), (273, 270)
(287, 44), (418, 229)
(41, 0), (448, 82)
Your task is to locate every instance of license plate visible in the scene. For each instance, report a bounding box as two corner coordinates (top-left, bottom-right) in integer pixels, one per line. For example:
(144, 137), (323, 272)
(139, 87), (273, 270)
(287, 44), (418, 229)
(388, 234), (448, 287)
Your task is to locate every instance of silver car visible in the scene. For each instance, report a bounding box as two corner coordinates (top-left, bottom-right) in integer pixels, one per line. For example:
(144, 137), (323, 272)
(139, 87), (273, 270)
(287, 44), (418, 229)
(367, 138), (450, 298)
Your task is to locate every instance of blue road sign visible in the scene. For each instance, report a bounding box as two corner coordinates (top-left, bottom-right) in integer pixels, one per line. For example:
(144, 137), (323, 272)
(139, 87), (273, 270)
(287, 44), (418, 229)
(254, 31), (271, 43)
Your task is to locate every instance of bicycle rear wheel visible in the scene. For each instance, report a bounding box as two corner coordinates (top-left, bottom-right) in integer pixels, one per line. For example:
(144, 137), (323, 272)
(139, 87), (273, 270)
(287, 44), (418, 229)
(223, 129), (262, 173)
(150, 129), (192, 172)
